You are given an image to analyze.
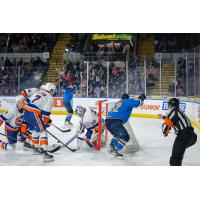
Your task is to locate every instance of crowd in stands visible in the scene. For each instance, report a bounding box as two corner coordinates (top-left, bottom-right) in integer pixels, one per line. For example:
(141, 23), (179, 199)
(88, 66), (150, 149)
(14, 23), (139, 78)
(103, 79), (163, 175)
(0, 34), (57, 53)
(155, 34), (200, 53)
(58, 59), (144, 98)
(66, 34), (87, 52)
(84, 41), (131, 61)
(168, 56), (197, 96)
(0, 57), (48, 95)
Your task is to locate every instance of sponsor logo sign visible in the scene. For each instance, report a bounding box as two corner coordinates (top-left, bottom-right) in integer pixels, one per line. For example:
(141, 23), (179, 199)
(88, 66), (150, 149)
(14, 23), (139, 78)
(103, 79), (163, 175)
(54, 98), (63, 108)
(162, 101), (186, 112)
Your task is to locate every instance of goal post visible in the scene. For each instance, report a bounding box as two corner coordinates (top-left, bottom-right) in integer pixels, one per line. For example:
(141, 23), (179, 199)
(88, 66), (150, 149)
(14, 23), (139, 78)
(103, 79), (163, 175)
(96, 100), (108, 150)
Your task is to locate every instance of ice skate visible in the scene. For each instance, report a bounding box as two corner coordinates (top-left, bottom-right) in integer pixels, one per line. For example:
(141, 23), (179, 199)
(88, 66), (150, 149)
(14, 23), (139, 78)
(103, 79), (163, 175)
(107, 144), (115, 154)
(32, 145), (44, 155)
(108, 144), (123, 158)
(23, 142), (33, 151)
(64, 120), (73, 128)
(43, 151), (54, 162)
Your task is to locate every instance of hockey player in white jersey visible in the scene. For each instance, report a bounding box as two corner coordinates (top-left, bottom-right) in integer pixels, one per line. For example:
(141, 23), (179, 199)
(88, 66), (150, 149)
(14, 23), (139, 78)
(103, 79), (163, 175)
(20, 87), (39, 100)
(17, 87), (40, 143)
(75, 106), (105, 149)
(23, 83), (56, 162)
(0, 95), (26, 150)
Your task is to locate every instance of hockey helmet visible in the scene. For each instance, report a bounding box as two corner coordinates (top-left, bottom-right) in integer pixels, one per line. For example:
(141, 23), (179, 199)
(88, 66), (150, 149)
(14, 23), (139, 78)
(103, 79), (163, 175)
(168, 98), (179, 109)
(122, 93), (129, 99)
(40, 84), (45, 90)
(15, 95), (25, 103)
(75, 106), (86, 117)
(43, 83), (57, 94)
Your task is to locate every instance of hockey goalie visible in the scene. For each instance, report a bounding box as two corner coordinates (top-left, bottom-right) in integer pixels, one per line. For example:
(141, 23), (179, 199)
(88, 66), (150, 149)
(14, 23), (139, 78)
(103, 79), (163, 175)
(75, 106), (106, 149)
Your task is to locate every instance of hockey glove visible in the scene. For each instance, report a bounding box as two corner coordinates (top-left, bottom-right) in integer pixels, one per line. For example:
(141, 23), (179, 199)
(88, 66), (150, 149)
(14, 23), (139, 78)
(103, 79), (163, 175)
(18, 131), (31, 142)
(138, 94), (146, 105)
(46, 119), (52, 128)
(17, 132), (27, 142)
(162, 124), (171, 137)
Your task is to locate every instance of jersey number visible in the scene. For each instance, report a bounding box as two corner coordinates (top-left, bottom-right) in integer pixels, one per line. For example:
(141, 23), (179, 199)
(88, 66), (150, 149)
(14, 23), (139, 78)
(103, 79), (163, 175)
(31, 95), (41, 103)
(112, 102), (122, 112)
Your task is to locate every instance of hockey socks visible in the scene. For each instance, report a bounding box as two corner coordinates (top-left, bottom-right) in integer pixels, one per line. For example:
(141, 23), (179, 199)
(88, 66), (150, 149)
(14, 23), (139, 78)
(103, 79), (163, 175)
(65, 113), (72, 123)
(0, 140), (8, 150)
(0, 140), (15, 151)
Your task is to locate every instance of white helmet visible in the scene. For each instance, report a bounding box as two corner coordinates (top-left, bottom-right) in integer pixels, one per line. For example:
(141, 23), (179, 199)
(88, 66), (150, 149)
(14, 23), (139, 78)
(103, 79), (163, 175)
(75, 106), (86, 117)
(15, 95), (25, 103)
(40, 84), (45, 90)
(43, 83), (57, 94)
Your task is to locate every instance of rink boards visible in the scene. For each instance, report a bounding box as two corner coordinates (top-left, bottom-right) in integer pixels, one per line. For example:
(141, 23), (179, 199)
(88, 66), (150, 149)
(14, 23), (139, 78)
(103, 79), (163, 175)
(0, 96), (200, 130)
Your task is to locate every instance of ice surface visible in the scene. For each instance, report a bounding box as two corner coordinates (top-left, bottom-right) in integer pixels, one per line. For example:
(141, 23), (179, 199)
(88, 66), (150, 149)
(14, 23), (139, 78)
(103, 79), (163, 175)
(0, 115), (199, 166)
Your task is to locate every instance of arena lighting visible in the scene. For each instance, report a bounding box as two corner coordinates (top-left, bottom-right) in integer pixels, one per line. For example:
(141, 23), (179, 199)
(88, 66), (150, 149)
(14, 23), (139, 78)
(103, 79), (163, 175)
(65, 48), (69, 52)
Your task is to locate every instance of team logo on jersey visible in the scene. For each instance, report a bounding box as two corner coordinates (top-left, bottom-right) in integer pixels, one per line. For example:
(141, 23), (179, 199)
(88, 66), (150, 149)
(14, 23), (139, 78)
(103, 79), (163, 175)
(162, 101), (186, 112)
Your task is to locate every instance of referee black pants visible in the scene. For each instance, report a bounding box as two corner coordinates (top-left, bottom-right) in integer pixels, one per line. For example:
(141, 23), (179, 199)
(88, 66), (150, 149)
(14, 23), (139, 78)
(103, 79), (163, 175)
(170, 127), (197, 166)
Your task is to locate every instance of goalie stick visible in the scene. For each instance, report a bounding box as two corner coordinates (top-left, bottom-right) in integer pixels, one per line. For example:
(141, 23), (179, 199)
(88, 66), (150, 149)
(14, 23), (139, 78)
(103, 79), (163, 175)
(51, 123), (71, 133)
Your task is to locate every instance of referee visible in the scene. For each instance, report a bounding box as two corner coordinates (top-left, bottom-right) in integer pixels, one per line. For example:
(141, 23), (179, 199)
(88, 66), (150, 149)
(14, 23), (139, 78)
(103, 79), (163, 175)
(158, 98), (197, 166)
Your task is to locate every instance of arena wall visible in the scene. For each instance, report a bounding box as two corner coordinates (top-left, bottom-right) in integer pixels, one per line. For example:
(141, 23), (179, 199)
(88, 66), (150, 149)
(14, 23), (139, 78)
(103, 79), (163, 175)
(0, 96), (199, 130)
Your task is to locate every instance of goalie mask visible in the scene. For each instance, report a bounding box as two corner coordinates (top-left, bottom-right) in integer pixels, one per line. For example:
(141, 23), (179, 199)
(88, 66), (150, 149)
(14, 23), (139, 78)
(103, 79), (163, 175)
(75, 106), (86, 117)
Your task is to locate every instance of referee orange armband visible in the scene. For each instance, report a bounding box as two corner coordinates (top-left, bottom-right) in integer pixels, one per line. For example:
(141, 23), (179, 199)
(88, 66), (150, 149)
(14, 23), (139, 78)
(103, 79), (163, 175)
(164, 118), (173, 128)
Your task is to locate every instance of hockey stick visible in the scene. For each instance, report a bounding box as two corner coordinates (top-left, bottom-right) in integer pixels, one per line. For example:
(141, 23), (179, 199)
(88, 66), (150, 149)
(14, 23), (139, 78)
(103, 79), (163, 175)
(0, 132), (31, 146)
(48, 132), (79, 153)
(48, 123), (86, 153)
(0, 132), (58, 154)
(77, 136), (94, 148)
(51, 123), (71, 133)
(46, 129), (76, 152)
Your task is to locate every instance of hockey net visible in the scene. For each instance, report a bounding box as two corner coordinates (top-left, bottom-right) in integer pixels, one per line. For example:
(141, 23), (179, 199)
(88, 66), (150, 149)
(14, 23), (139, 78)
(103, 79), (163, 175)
(96, 100), (139, 152)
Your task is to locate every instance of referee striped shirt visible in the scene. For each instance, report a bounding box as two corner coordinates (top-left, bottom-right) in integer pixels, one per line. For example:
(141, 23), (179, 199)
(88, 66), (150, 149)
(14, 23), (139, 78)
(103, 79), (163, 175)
(162, 108), (192, 135)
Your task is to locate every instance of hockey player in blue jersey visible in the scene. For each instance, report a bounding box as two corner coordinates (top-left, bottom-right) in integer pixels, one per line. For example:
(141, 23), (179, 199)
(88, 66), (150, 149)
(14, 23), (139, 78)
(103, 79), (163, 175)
(105, 93), (146, 157)
(62, 70), (76, 129)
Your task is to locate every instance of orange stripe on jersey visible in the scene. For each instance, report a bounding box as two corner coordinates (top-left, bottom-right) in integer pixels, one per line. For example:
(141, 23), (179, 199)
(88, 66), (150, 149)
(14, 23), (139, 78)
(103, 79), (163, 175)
(20, 91), (27, 98)
(0, 118), (4, 126)
(5, 125), (20, 132)
(164, 118), (173, 128)
(40, 139), (48, 145)
(43, 115), (50, 124)
(20, 123), (28, 133)
(23, 105), (41, 115)
(34, 113), (44, 132)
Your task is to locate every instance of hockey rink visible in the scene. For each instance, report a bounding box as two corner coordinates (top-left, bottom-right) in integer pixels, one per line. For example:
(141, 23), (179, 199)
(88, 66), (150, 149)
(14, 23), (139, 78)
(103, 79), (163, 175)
(0, 115), (199, 166)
